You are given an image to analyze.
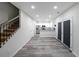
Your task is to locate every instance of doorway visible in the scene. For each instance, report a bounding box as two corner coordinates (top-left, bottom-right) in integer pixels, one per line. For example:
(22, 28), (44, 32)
(63, 20), (70, 48)
(58, 22), (62, 41)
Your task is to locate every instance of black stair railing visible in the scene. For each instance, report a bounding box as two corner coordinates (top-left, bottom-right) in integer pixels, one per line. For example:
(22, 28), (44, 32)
(0, 16), (19, 48)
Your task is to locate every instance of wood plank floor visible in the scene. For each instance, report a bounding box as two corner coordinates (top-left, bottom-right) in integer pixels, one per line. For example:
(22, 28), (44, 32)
(14, 31), (75, 57)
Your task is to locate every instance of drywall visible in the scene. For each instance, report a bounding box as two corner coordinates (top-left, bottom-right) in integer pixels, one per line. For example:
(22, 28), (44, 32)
(55, 3), (79, 56)
(0, 2), (19, 24)
(40, 31), (56, 37)
(0, 10), (36, 57)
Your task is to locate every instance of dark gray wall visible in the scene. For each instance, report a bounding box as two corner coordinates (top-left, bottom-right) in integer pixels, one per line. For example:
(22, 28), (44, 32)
(8, 3), (19, 20)
(0, 2), (19, 24)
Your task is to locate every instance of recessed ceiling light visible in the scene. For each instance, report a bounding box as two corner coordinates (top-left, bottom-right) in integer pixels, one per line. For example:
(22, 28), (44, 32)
(36, 15), (39, 17)
(31, 5), (35, 9)
(53, 6), (58, 9)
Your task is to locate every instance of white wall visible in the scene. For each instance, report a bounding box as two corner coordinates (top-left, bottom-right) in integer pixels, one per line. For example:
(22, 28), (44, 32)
(55, 3), (79, 56)
(40, 31), (56, 37)
(0, 10), (36, 57)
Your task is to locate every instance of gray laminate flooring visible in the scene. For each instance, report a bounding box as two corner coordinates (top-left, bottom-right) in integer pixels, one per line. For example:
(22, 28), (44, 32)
(14, 31), (75, 57)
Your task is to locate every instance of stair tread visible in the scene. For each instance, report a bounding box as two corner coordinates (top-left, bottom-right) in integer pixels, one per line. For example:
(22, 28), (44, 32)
(0, 18), (19, 48)
(0, 32), (12, 34)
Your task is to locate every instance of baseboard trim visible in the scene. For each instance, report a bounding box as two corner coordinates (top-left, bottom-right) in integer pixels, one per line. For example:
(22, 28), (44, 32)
(56, 39), (72, 52)
(56, 38), (79, 57)
(11, 36), (34, 57)
(11, 43), (25, 57)
(72, 51), (79, 57)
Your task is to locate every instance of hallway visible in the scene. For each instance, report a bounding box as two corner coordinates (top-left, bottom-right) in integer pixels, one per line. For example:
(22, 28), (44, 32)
(14, 31), (75, 57)
(1, 2), (79, 57)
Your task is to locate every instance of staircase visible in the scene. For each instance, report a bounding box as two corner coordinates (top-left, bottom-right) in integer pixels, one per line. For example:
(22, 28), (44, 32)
(0, 16), (19, 48)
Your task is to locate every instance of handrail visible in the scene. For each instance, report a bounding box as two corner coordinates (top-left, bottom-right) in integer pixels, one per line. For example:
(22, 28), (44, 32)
(0, 15), (19, 48)
(6, 15), (19, 24)
(0, 15), (19, 27)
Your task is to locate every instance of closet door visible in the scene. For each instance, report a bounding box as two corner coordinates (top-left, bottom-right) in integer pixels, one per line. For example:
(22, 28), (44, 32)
(63, 20), (70, 48)
(58, 22), (62, 41)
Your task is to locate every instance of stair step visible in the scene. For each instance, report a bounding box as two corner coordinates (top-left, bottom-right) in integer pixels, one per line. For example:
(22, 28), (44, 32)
(8, 25), (18, 28)
(0, 32), (11, 36)
(0, 18), (19, 48)
(4, 29), (16, 32)
(0, 36), (7, 42)
(0, 35), (10, 38)
(0, 35), (10, 42)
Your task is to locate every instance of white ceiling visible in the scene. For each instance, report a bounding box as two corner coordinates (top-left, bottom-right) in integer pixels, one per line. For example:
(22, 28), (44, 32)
(12, 2), (77, 23)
